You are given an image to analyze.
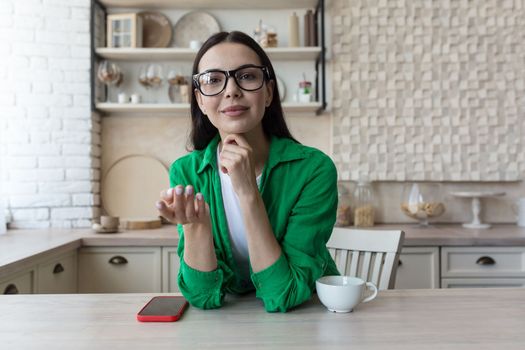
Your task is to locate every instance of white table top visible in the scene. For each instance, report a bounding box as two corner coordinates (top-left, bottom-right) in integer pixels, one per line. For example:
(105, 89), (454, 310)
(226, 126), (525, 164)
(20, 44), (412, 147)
(1, 288), (524, 349)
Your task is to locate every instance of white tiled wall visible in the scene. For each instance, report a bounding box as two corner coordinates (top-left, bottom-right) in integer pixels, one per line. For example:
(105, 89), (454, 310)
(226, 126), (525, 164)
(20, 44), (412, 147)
(331, 0), (525, 182)
(0, 0), (99, 228)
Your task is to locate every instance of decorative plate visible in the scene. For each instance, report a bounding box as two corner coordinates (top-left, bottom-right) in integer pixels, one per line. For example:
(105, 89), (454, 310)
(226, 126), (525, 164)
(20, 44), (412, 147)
(139, 11), (172, 48)
(173, 11), (221, 48)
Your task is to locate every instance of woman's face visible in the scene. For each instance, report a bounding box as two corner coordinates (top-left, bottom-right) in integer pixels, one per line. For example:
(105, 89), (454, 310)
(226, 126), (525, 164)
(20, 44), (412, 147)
(195, 42), (274, 137)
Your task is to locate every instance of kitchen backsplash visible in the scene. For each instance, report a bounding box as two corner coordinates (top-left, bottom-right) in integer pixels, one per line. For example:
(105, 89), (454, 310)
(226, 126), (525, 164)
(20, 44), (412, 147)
(331, 0), (525, 182)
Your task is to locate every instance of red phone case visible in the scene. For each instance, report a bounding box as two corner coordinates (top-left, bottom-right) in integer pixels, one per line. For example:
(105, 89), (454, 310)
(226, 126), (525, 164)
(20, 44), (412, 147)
(136, 296), (189, 322)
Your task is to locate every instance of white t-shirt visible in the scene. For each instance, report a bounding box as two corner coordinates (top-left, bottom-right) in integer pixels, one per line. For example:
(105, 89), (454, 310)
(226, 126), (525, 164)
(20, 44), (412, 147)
(218, 147), (262, 288)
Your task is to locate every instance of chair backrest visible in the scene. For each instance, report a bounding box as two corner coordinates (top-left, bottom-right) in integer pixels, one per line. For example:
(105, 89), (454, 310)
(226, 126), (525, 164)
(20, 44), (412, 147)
(326, 227), (405, 290)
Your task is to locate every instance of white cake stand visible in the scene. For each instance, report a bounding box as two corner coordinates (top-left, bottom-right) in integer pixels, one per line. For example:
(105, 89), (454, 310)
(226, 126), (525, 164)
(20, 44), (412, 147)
(451, 191), (505, 229)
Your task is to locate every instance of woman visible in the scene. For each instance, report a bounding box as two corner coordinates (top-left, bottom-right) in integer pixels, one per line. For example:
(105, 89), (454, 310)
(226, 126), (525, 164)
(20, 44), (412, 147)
(156, 31), (339, 312)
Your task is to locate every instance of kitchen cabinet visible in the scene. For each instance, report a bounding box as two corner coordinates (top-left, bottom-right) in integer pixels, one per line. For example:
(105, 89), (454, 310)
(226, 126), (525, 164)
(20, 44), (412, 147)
(91, 0), (327, 115)
(441, 278), (525, 288)
(441, 246), (525, 288)
(0, 268), (35, 294)
(161, 246), (180, 292)
(37, 251), (78, 294)
(78, 247), (162, 293)
(395, 247), (440, 289)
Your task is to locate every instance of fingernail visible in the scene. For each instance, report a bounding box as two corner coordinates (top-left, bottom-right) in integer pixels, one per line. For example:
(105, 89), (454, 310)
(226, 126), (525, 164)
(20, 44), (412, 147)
(167, 188), (173, 196)
(185, 186), (193, 195)
(155, 201), (163, 209)
(196, 193), (203, 201)
(175, 186), (183, 195)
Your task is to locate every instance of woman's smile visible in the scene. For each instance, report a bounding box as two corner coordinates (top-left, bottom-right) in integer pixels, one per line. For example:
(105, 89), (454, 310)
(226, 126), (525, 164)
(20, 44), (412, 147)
(221, 104), (249, 117)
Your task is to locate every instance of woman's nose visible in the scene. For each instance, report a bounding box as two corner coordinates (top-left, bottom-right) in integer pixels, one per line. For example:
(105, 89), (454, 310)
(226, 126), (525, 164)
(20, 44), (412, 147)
(223, 76), (242, 98)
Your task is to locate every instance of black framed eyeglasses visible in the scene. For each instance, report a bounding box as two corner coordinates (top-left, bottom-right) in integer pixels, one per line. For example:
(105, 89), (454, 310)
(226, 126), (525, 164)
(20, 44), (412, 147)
(193, 64), (271, 96)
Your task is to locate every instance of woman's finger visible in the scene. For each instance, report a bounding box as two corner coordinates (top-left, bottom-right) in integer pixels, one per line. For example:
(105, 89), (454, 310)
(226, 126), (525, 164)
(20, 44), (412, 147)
(155, 200), (175, 222)
(184, 185), (197, 221)
(195, 192), (206, 218)
(172, 185), (187, 222)
(160, 187), (174, 204)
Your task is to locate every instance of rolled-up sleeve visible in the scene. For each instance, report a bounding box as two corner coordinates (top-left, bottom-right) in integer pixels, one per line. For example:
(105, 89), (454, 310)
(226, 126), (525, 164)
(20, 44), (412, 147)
(252, 154), (338, 312)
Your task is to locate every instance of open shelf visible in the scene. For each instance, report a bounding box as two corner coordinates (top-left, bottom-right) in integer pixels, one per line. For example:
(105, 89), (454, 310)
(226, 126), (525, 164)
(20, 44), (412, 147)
(97, 0), (319, 10)
(95, 47), (321, 61)
(95, 102), (322, 115)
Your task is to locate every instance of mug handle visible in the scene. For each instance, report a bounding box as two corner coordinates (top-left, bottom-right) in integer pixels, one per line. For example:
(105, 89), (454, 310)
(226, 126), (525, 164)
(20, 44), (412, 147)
(362, 282), (378, 303)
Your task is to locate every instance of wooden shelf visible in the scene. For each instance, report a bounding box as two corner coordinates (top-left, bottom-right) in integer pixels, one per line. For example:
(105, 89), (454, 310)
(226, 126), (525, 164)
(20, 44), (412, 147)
(95, 102), (322, 115)
(98, 0), (319, 10)
(95, 47), (321, 61)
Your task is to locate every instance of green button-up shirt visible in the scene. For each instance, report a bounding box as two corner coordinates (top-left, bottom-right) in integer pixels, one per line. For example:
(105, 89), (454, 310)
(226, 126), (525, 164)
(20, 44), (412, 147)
(170, 134), (339, 312)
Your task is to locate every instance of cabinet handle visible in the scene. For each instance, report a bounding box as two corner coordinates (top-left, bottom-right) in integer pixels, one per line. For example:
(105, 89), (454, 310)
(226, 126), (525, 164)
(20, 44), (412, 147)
(476, 256), (496, 266)
(53, 263), (65, 274)
(398, 259), (403, 267)
(4, 284), (19, 294)
(108, 256), (128, 265)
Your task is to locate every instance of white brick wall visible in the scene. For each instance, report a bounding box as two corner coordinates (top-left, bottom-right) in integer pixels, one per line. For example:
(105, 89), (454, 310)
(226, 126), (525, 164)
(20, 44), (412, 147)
(0, 0), (98, 229)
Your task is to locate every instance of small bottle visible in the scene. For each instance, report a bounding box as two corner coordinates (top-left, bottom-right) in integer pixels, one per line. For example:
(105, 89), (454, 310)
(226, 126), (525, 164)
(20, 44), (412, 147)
(335, 182), (352, 227)
(353, 176), (375, 227)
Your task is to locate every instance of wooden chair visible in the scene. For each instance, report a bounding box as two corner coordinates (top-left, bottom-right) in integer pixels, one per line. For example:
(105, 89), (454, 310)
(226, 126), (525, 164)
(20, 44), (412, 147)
(326, 227), (405, 290)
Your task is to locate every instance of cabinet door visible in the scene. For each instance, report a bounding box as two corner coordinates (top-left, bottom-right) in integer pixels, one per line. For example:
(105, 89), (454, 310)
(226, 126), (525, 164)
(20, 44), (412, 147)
(37, 251), (78, 294)
(0, 269), (35, 294)
(395, 247), (440, 289)
(162, 247), (180, 292)
(78, 247), (161, 293)
(441, 247), (525, 278)
(442, 278), (525, 288)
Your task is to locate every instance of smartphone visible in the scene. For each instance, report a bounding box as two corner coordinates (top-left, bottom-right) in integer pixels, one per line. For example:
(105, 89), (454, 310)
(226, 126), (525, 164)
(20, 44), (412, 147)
(136, 296), (189, 322)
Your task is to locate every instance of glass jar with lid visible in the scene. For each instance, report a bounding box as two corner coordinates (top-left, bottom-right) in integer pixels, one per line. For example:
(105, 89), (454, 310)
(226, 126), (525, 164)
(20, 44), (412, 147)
(335, 182), (352, 227)
(353, 176), (375, 227)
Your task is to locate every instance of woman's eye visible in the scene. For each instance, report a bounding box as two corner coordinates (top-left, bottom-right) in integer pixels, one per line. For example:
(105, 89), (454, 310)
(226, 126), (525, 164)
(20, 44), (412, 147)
(202, 74), (223, 85)
(238, 73), (256, 80)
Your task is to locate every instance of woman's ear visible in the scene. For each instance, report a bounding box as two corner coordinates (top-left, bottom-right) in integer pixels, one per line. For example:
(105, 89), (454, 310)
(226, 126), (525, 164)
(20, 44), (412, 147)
(194, 89), (206, 114)
(265, 79), (275, 107)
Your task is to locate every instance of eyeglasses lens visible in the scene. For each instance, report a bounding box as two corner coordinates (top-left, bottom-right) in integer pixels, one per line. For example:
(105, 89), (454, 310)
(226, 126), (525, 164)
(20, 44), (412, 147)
(198, 67), (265, 96)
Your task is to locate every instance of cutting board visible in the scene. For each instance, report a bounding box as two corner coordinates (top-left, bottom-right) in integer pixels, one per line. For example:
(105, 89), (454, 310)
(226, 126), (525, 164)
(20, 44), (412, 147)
(121, 217), (162, 230)
(102, 155), (169, 220)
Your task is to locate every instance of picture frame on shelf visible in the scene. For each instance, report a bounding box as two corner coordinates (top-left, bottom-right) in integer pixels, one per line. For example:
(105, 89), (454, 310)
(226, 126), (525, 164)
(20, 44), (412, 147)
(107, 13), (143, 48)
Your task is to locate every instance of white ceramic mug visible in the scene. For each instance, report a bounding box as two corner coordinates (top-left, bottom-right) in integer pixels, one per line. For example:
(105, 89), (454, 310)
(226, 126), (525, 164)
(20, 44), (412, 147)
(130, 93), (141, 104)
(316, 276), (378, 313)
(514, 198), (525, 227)
(117, 92), (128, 104)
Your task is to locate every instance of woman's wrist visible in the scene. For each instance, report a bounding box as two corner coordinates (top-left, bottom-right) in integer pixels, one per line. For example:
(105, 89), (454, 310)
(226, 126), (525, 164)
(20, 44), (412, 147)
(183, 222), (212, 240)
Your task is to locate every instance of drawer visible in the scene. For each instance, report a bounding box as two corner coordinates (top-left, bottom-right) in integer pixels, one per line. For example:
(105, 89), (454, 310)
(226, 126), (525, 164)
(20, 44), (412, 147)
(395, 247), (440, 289)
(78, 247), (161, 293)
(0, 269), (35, 294)
(441, 247), (525, 278)
(37, 251), (78, 293)
(442, 278), (525, 288)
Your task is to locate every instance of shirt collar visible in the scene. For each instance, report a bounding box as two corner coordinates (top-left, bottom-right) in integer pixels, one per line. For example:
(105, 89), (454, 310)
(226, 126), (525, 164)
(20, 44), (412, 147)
(197, 134), (307, 174)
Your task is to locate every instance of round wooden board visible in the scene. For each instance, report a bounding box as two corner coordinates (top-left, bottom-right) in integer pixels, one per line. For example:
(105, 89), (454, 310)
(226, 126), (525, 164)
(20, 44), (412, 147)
(121, 217), (162, 230)
(102, 155), (169, 219)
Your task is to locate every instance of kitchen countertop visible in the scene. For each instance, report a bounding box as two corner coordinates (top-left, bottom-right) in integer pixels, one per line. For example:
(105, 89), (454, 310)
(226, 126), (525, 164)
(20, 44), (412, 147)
(1, 288), (524, 349)
(1, 224), (525, 278)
